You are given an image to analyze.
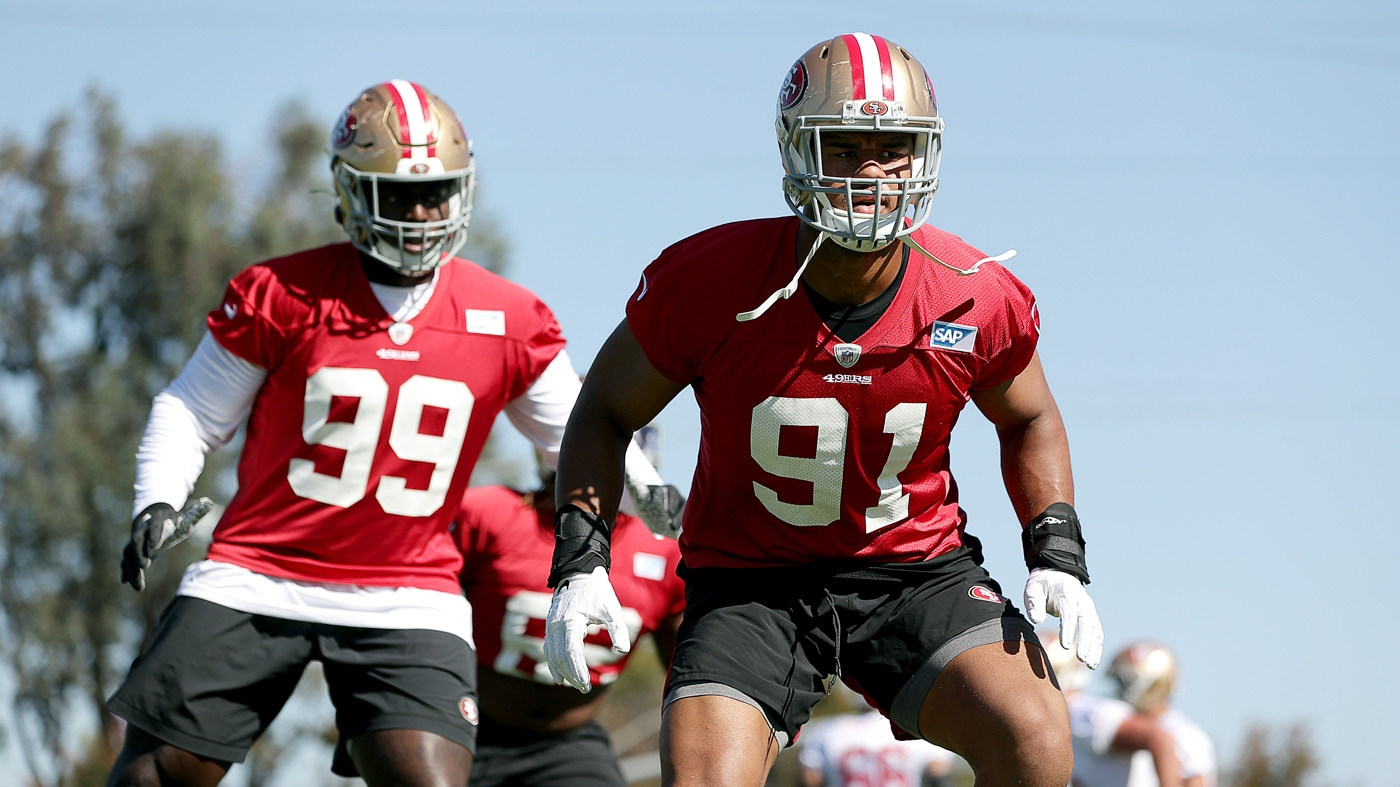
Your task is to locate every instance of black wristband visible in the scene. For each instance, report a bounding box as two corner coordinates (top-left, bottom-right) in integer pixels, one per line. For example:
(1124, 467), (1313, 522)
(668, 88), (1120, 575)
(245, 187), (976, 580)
(1021, 502), (1090, 584)
(547, 504), (613, 588)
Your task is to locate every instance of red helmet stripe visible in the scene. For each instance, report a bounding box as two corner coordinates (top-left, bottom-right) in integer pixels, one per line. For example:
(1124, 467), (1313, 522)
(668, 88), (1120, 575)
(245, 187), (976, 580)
(841, 33), (867, 99)
(871, 35), (896, 101)
(383, 81), (414, 158)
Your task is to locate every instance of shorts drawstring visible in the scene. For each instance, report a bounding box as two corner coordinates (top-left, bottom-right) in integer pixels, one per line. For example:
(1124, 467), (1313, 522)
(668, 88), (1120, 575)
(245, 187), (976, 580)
(824, 589), (843, 693)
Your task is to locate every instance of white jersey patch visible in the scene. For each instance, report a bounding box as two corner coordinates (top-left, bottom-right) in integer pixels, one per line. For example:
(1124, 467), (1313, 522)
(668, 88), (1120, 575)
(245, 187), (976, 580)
(466, 309), (506, 335)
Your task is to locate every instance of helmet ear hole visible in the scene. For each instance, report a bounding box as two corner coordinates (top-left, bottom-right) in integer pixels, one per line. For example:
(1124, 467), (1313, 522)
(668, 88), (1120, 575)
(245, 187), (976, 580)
(334, 205), (344, 225)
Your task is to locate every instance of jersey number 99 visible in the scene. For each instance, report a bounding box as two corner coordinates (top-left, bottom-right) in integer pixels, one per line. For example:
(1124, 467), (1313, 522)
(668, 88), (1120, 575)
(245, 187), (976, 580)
(288, 367), (475, 517)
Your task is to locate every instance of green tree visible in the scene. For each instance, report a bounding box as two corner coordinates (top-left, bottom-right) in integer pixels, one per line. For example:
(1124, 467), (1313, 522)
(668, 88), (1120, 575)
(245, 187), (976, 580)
(0, 88), (338, 786)
(1228, 724), (1321, 787)
(1, 86), (514, 786)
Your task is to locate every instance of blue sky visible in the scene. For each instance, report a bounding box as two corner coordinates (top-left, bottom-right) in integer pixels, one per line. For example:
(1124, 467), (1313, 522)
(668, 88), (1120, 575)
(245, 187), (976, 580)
(2, 1), (1398, 784)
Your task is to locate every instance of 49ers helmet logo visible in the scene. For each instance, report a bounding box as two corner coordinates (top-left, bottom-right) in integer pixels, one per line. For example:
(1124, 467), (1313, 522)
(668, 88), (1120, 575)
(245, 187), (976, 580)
(331, 107), (357, 149)
(862, 100), (889, 116)
(969, 586), (1004, 603)
(779, 61), (808, 111)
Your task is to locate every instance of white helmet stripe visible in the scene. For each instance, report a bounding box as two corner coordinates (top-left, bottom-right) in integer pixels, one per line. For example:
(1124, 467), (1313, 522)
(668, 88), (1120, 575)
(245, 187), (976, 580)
(388, 79), (432, 159)
(851, 33), (885, 102)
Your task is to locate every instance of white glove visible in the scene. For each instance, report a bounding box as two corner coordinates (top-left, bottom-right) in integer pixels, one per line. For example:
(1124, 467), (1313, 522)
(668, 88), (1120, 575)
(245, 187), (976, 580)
(1024, 568), (1104, 669)
(543, 566), (632, 693)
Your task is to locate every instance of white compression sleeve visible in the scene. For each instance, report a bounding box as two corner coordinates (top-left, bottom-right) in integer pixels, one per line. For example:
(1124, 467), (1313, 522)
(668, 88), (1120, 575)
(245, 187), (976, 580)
(132, 334), (267, 517)
(502, 349), (582, 471)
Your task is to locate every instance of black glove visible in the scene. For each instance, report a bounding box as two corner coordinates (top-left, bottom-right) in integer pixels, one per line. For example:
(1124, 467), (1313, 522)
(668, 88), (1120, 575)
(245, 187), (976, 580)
(122, 502), (177, 592)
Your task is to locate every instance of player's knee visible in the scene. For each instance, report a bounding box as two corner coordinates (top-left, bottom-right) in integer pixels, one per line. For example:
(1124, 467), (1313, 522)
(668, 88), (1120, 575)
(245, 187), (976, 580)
(1007, 700), (1073, 786)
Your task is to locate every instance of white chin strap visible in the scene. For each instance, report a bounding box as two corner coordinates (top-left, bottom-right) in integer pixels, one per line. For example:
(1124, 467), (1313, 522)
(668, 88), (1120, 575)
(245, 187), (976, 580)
(736, 232), (827, 322)
(901, 233), (1017, 276)
(734, 231), (1019, 324)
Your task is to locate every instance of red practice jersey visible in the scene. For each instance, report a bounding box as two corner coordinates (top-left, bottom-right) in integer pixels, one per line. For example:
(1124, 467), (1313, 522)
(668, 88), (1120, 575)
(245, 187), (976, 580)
(204, 243), (565, 592)
(457, 485), (685, 688)
(626, 218), (1039, 569)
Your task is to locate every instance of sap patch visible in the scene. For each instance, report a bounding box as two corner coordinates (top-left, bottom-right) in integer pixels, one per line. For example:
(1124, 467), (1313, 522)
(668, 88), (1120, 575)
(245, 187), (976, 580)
(930, 320), (977, 353)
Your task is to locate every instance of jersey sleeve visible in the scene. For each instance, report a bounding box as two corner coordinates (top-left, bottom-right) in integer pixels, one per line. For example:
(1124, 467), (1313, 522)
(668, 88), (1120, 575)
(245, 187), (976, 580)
(625, 254), (711, 384)
(206, 265), (294, 370)
(507, 297), (567, 401)
(970, 266), (1041, 391)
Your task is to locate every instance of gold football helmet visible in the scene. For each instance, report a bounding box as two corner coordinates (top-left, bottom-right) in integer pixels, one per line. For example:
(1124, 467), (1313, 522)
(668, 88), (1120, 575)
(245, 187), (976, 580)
(1107, 642), (1178, 713)
(330, 80), (475, 273)
(776, 33), (943, 252)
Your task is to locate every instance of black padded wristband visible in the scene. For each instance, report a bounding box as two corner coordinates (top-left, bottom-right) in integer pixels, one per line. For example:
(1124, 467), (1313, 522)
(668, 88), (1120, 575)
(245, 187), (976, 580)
(547, 504), (613, 588)
(1021, 502), (1091, 584)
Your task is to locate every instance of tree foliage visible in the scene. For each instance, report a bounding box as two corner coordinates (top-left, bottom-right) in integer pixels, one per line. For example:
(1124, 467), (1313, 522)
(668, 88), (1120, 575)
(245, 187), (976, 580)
(0, 88), (512, 786)
(1228, 724), (1321, 787)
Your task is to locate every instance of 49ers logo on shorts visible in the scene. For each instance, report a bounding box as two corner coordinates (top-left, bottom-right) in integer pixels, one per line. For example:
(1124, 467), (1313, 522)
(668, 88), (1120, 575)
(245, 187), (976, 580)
(779, 61), (808, 111)
(458, 696), (479, 725)
(332, 107), (357, 149)
(968, 586), (1004, 603)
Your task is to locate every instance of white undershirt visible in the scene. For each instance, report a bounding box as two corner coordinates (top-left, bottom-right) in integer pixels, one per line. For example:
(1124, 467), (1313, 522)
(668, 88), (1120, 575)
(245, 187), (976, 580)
(135, 279), (663, 640)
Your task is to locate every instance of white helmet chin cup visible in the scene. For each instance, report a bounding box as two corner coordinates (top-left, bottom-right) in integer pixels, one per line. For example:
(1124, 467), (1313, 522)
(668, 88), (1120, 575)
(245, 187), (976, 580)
(815, 197), (900, 252)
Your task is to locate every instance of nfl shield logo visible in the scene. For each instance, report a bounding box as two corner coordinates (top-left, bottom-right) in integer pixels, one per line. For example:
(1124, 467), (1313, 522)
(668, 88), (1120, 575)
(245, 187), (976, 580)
(833, 343), (862, 368)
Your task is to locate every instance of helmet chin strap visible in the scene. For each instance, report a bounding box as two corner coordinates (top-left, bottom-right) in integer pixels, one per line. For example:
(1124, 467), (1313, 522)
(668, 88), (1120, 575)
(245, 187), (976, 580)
(735, 228), (1019, 323)
(901, 234), (1016, 275)
(736, 232), (828, 322)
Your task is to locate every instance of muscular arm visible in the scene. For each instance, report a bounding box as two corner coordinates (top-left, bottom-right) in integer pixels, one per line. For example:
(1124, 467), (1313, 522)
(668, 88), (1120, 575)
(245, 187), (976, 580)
(556, 320), (688, 519)
(1111, 715), (1182, 787)
(970, 353), (1073, 524)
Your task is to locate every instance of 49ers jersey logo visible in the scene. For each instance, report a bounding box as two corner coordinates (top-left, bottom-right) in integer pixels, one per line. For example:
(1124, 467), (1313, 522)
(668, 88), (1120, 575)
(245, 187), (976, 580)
(779, 61), (808, 111)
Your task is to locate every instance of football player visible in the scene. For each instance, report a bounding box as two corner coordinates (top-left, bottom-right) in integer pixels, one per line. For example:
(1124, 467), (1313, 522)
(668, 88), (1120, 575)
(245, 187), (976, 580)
(799, 686), (957, 787)
(1103, 643), (1217, 787)
(542, 34), (1106, 787)
(456, 447), (684, 787)
(1041, 633), (1183, 787)
(105, 81), (664, 787)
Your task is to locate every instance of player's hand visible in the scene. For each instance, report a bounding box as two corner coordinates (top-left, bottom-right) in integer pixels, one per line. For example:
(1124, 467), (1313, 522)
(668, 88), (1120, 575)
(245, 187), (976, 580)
(543, 566), (631, 693)
(1024, 568), (1104, 668)
(121, 503), (177, 592)
(630, 483), (685, 539)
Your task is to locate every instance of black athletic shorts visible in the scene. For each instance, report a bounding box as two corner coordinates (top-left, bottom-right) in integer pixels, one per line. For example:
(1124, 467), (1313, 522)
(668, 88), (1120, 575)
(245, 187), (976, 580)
(108, 596), (478, 777)
(469, 716), (625, 787)
(663, 539), (1037, 745)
